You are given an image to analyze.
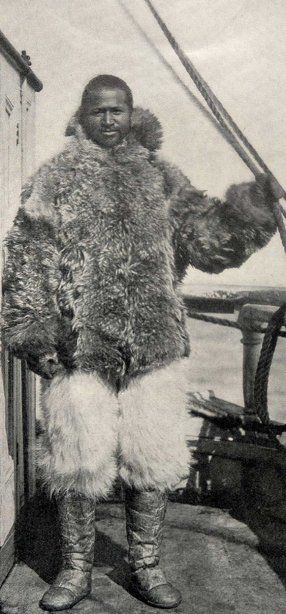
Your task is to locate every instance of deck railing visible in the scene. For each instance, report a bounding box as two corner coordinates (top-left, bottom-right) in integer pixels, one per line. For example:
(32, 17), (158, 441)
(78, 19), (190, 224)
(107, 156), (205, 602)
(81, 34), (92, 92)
(184, 294), (286, 413)
(182, 294), (286, 499)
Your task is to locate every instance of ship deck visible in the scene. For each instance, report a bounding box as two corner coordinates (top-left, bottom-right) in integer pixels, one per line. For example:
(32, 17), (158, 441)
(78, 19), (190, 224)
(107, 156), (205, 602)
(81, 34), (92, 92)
(1, 497), (286, 614)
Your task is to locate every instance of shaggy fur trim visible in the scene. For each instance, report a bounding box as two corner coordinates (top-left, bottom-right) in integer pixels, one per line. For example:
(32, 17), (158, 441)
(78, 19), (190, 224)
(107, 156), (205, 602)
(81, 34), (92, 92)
(118, 359), (191, 491)
(130, 107), (163, 152)
(37, 372), (119, 499)
(65, 109), (81, 137)
(225, 177), (277, 231)
(2, 208), (61, 357)
(65, 106), (163, 152)
(161, 158), (277, 279)
(21, 173), (59, 224)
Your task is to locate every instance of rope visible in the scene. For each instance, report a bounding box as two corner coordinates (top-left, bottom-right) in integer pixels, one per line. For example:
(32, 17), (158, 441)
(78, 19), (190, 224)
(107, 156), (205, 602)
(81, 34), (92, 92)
(118, 0), (227, 139)
(144, 1), (260, 177)
(187, 311), (286, 338)
(118, 0), (258, 160)
(189, 305), (286, 438)
(253, 304), (286, 423)
(144, 0), (286, 252)
(124, 0), (267, 178)
(188, 312), (240, 330)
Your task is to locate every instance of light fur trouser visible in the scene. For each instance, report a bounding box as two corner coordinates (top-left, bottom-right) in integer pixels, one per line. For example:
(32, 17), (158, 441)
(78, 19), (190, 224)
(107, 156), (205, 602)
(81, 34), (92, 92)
(37, 359), (191, 499)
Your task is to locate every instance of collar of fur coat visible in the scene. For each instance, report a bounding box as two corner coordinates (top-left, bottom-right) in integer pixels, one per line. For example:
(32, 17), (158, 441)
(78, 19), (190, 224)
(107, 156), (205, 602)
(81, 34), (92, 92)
(65, 106), (163, 156)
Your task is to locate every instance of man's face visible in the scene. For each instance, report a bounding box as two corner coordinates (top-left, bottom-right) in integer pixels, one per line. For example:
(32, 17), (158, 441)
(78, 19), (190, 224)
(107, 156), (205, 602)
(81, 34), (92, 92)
(80, 86), (132, 148)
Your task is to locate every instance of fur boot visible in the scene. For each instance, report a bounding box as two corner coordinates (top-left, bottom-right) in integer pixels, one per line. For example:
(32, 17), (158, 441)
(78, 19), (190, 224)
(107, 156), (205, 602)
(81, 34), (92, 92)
(39, 492), (95, 611)
(125, 488), (182, 609)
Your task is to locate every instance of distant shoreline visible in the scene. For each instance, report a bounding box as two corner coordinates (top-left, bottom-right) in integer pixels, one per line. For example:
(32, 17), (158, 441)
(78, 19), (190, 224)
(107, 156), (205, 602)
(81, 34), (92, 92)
(182, 282), (286, 292)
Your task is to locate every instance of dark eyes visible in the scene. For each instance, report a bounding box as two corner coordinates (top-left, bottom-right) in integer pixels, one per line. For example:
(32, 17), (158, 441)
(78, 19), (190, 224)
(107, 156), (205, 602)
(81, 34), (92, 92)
(90, 109), (123, 116)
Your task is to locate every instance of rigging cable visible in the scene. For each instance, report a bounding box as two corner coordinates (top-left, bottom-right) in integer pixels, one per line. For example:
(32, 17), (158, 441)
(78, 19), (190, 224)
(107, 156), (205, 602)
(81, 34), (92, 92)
(118, 0), (253, 156)
(144, 0), (286, 253)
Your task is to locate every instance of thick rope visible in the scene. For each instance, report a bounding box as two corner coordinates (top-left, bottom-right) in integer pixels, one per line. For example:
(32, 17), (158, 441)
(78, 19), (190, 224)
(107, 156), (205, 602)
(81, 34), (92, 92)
(144, 0), (260, 177)
(189, 308), (286, 435)
(118, 0), (226, 137)
(188, 307), (286, 437)
(122, 0), (271, 180)
(144, 0), (286, 252)
(253, 304), (286, 424)
(118, 0), (255, 158)
(187, 311), (286, 338)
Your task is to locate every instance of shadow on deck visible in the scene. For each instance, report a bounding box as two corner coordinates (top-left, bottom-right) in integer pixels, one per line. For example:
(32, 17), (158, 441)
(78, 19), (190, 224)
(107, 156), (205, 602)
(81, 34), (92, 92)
(2, 484), (286, 614)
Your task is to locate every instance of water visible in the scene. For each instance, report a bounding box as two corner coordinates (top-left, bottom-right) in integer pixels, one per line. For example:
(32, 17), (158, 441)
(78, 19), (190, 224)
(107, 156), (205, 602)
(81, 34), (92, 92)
(183, 283), (286, 292)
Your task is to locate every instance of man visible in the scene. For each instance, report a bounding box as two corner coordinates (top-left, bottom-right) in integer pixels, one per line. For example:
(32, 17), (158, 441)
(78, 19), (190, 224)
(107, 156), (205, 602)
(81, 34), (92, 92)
(2, 74), (283, 611)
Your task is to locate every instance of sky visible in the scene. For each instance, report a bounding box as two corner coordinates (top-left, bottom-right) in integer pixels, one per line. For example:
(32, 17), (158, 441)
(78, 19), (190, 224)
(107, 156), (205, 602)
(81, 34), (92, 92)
(1, 0), (286, 287)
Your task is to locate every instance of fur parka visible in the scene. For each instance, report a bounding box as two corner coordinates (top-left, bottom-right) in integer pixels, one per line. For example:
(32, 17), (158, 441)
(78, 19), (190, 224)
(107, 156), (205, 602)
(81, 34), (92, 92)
(2, 107), (276, 388)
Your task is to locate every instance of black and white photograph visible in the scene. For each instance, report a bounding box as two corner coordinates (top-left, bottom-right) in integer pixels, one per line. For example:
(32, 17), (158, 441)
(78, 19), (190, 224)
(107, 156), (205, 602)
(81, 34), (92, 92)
(0, 1), (286, 612)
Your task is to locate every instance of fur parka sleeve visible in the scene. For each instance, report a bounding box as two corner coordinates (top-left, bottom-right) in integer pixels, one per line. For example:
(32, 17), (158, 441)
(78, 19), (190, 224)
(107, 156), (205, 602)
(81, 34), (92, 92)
(158, 161), (277, 281)
(2, 170), (62, 365)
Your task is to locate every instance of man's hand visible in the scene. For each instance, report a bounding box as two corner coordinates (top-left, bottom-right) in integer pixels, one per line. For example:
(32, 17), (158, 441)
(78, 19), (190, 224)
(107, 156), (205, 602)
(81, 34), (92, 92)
(26, 351), (64, 379)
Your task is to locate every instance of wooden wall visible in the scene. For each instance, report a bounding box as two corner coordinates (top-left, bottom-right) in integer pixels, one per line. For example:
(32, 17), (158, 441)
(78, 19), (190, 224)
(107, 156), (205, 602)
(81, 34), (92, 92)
(0, 52), (38, 586)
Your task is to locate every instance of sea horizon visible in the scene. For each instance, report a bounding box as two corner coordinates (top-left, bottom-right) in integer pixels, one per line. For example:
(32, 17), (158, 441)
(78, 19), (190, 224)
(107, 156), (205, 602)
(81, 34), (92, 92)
(182, 281), (286, 294)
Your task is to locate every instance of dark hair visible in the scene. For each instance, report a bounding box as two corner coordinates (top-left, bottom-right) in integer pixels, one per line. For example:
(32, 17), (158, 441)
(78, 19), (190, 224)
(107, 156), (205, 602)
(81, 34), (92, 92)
(81, 74), (133, 109)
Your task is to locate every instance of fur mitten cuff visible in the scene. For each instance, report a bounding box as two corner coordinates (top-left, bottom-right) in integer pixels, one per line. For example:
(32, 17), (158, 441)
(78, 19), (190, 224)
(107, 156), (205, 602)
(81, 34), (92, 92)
(225, 174), (277, 232)
(26, 351), (64, 379)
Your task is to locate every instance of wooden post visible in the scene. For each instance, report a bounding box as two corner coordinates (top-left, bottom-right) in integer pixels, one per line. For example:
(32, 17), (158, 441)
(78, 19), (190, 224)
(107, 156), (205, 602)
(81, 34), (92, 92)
(240, 327), (263, 413)
(0, 35), (42, 585)
(237, 304), (285, 415)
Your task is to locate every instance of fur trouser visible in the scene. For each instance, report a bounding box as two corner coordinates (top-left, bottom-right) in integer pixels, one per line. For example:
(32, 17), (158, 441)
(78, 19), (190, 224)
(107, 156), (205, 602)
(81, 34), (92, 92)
(37, 359), (191, 499)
